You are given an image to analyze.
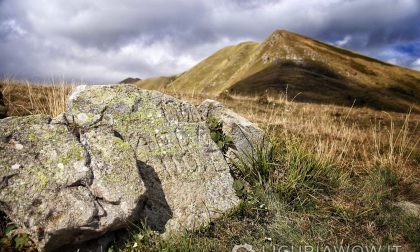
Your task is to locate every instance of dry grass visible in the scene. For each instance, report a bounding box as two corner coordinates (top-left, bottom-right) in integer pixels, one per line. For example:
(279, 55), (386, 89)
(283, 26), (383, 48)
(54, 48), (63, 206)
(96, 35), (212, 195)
(0, 79), (73, 117)
(168, 90), (419, 171)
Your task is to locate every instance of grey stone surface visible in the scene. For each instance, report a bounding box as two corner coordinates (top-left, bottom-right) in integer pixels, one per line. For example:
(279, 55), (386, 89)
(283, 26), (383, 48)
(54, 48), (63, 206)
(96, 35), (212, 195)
(198, 99), (266, 162)
(394, 201), (420, 218)
(66, 85), (239, 233)
(0, 84), (239, 251)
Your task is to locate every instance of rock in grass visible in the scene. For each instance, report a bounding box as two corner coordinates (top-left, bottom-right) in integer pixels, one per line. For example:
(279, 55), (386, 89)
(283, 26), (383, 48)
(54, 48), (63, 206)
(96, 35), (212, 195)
(198, 99), (266, 163)
(0, 84), (239, 251)
(394, 201), (420, 218)
(67, 85), (239, 232)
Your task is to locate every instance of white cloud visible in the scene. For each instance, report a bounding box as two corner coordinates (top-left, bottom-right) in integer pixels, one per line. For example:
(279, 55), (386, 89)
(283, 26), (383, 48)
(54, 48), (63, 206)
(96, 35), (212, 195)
(0, 19), (26, 40)
(412, 59), (420, 70)
(335, 35), (352, 47)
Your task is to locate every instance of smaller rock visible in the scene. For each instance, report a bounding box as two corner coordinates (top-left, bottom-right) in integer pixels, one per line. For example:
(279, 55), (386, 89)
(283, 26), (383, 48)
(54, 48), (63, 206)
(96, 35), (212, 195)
(198, 99), (266, 163)
(11, 163), (21, 170)
(232, 243), (255, 252)
(14, 143), (24, 150)
(256, 90), (270, 105)
(218, 90), (233, 101)
(394, 201), (420, 218)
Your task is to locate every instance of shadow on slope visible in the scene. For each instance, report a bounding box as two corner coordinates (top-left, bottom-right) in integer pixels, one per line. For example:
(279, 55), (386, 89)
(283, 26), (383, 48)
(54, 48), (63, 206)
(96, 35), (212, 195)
(229, 61), (420, 113)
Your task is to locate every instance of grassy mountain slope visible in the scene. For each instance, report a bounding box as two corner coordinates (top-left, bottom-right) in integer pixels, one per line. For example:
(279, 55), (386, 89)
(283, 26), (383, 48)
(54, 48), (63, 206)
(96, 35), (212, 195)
(135, 30), (420, 113)
(135, 75), (177, 90)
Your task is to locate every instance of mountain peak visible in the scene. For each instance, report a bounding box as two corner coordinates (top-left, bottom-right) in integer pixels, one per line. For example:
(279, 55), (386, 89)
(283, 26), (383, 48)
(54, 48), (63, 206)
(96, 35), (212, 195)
(265, 29), (292, 42)
(270, 29), (294, 36)
(261, 29), (309, 54)
(265, 29), (304, 41)
(119, 77), (141, 84)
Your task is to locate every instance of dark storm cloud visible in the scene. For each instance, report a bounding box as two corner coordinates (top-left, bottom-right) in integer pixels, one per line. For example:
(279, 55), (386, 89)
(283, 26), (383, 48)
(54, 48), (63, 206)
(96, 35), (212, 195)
(0, 0), (419, 83)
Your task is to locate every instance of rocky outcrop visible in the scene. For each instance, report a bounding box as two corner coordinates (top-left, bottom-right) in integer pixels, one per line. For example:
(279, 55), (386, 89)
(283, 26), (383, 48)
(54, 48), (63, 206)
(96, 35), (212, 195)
(394, 201), (420, 218)
(198, 99), (266, 163)
(0, 85), (239, 251)
(0, 88), (6, 119)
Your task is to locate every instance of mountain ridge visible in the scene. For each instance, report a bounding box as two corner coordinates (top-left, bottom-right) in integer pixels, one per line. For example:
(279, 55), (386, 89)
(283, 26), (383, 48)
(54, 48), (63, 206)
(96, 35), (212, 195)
(135, 30), (420, 113)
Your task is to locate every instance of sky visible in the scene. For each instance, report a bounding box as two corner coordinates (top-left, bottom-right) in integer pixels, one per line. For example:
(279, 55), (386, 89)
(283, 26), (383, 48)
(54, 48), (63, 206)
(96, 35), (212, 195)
(0, 0), (419, 84)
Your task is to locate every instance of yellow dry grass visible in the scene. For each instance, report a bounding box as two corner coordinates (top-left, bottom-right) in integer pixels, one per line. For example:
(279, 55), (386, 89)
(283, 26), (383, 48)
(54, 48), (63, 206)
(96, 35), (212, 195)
(0, 79), (73, 117)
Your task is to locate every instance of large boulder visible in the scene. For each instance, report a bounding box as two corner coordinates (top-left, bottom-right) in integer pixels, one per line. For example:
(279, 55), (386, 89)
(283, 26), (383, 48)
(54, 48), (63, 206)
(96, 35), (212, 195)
(66, 85), (239, 232)
(198, 99), (266, 162)
(0, 84), (239, 251)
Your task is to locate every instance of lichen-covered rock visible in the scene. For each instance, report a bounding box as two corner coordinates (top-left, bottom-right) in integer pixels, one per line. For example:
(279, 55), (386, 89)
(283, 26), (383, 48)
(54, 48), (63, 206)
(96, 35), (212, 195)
(0, 84), (239, 251)
(66, 85), (239, 233)
(198, 99), (266, 162)
(0, 114), (145, 251)
(0, 89), (6, 119)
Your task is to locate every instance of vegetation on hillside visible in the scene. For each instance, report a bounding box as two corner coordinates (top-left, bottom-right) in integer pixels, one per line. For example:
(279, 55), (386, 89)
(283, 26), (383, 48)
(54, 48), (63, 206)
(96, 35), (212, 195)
(135, 76), (177, 90)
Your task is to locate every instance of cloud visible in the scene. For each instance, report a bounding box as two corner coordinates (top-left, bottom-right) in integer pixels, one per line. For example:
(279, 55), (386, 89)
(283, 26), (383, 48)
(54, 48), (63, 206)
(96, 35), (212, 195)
(412, 59), (420, 70)
(0, 0), (419, 83)
(0, 19), (27, 42)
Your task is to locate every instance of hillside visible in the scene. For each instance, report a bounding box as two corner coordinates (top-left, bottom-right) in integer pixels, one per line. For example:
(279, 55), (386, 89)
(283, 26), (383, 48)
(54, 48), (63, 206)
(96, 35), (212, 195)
(135, 75), (177, 90)
(135, 30), (420, 113)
